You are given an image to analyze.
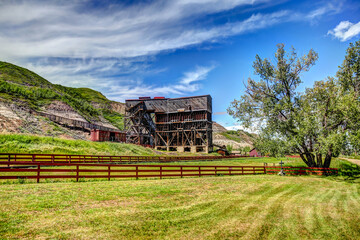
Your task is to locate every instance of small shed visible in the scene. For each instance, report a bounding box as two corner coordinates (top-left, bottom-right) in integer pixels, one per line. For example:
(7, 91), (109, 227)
(90, 129), (126, 142)
(249, 148), (261, 157)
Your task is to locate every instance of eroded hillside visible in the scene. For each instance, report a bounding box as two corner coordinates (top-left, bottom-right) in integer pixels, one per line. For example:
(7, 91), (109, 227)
(212, 122), (255, 149)
(0, 61), (125, 139)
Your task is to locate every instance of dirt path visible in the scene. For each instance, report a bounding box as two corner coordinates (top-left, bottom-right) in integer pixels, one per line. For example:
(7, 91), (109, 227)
(339, 157), (360, 166)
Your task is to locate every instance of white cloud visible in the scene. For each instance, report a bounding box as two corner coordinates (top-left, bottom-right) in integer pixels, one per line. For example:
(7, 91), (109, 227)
(0, 0), (273, 60)
(328, 20), (360, 41)
(27, 62), (216, 101)
(105, 65), (216, 101)
(214, 112), (227, 115)
(305, 2), (342, 21)
(225, 125), (259, 134)
(0, 0), (344, 100)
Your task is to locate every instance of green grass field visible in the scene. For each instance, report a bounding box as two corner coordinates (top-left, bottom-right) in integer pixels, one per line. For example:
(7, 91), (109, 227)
(1, 174), (359, 239)
(0, 134), (156, 155)
(1, 135), (360, 239)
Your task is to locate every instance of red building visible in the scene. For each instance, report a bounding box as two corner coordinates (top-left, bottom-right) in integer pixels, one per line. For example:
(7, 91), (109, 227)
(90, 129), (126, 142)
(249, 148), (262, 157)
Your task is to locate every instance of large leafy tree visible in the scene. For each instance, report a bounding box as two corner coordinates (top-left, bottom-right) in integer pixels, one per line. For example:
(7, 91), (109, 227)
(227, 43), (354, 168)
(336, 40), (360, 154)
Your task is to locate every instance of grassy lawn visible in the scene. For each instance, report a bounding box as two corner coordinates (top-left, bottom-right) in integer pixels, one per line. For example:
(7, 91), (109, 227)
(0, 174), (359, 239)
(0, 134), (156, 155)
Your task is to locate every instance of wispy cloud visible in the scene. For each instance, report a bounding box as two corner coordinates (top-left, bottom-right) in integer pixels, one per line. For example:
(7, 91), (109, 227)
(214, 112), (227, 115)
(0, 0), (273, 60)
(328, 20), (360, 41)
(305, 2), (343, 21)
(0, 0), (344, 100)
(105, 65), (216, 101)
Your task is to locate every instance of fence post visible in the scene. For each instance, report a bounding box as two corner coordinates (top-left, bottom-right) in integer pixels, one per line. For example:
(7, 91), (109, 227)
(32, 154), (35, 162)
(160, 166), (162, 179)
(108, 166), (111, 181)
(136, 166), (138, 180)
(181, 166), (183, 178)
(242, 167), (244, 175)
(229, 167), (232, 176)
(253, 166), (255, 174)
(199, 166), (201, 177)
(37, 165), (40, 183)
(51, 155), (54, 163)
(76, 165), (79, 182)
(215, 166), (217, 176)
(8, 154), (10, 167)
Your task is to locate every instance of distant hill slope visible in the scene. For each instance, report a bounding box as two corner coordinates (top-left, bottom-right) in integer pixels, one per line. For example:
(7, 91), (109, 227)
(212, 122), (255, 149)
(0, 61), (125, 139)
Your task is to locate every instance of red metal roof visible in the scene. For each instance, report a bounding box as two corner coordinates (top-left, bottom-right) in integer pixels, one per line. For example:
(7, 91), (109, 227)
(126, 94), (211, 101)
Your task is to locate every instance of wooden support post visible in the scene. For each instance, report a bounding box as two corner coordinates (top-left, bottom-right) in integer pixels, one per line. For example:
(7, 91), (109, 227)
(76, 165), (79, 182)
(32, 154), (35, 162)
(108, 166), (111, 181)
(181, 166), (183, 178)
(215, 166), (217, 176)
(37, 165), (40, 183)
(199, 166), (201, 177)
(136, 166), (139, 180)
(229, 167), (232, 176)
(160, 166), (162, 179)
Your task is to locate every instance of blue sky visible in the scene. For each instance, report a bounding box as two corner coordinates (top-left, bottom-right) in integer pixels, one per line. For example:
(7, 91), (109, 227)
(0, 0), (359, 129)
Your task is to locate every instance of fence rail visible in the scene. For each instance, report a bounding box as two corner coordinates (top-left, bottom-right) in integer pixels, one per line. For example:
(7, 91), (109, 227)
(0, 161), (266, 182)
(265, 166), (338, 176)
(0, 153), (247, 164)
(0, 154), (339, 182)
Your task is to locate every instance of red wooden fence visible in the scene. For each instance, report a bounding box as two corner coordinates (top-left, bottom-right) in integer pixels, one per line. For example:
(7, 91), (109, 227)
(0, 153), (248, 164)
(0, 161), (266, 182)
(0, 153), (339, 183)
(266, 166), (338, 176)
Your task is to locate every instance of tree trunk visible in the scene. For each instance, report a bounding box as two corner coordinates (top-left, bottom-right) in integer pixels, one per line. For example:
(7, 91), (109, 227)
(300, 151), (331, 168)
(323, 153), (332, 168)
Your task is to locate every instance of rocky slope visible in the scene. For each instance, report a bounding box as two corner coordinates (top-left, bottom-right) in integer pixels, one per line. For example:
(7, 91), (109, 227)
(212, 122), (255, 149)
(0, 61), (125, 140)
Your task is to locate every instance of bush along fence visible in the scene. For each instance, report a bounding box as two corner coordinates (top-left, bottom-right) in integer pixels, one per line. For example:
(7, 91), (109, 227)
(0, 153), (248, 164)
(0, 162), (266, 182)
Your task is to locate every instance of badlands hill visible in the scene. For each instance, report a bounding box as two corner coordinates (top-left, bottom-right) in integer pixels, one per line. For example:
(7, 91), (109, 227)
(0, 61), (124, 140)
(0, 61), (255, 147)
(212, 122), (255, 149)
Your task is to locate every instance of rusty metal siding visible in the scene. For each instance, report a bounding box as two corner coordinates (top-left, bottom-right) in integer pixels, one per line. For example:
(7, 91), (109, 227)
(125, 95), (213, 152)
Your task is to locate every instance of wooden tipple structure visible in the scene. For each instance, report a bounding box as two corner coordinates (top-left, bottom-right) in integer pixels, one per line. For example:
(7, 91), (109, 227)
(125, 95), (213, 153)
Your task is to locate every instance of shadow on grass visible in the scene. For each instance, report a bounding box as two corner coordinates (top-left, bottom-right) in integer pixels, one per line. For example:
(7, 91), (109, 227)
(330, 161), (360, 183)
